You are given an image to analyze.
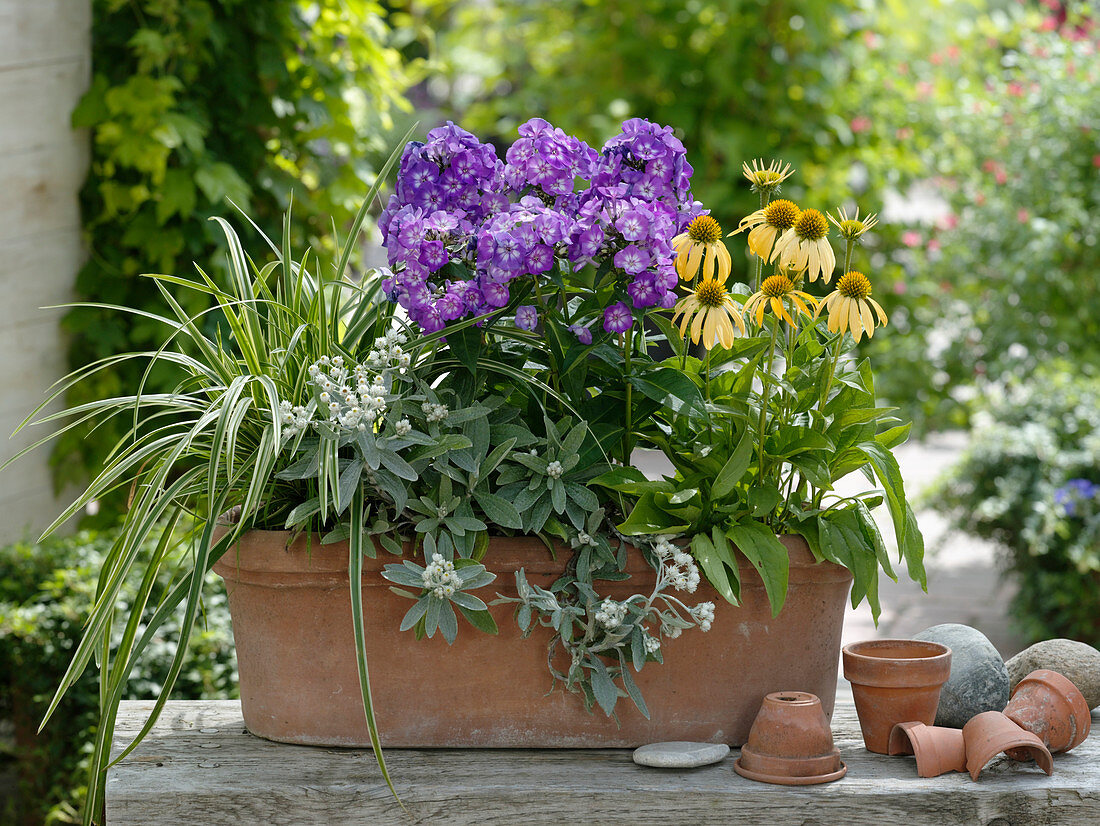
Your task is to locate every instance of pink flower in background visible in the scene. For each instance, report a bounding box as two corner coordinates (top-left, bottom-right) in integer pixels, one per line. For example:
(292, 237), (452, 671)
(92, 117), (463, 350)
(863, 31), (881, 49)
(1040, 16), (1058, 31)
(901, 231), (922, 248)
(892, 281), (908, 295)
(995, 169), (1008, 185)
(896, 127), (914, 140)
(947, 45), (960, 61)
(1093, 155), (1100, 168)
(930, 52), (943, 65)
(927, 239), (941, 253)
(940, 213), (959, 230)
(1007, 82), (1024, 97)
(975, 192), (987, 206)
(916, 81), (933, 98)
(1017, 209), (1030, 224)
(850, 116), (872, 134)
(982, 159), (997, 172)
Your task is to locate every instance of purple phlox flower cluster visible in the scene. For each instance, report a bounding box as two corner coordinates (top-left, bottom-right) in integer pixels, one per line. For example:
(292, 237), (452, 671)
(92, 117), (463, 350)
(378, 123), (506, 332)
(474, 198), (576, 311)
(379, 117), (702, 331)
(504, 118), (599, 203)
(1053, 478), (1099, 517)
(566, 119), (704, 311)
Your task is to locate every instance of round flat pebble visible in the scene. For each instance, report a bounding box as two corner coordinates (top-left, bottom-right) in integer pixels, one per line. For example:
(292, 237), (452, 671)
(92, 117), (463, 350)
(632, 741), (730, 768)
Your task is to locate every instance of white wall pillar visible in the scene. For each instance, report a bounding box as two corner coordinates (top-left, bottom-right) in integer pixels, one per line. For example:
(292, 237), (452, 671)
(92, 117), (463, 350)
(0, 1), (92, 541)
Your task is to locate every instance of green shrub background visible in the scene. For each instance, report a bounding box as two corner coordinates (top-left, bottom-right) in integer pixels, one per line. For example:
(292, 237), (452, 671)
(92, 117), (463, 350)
(0, 528), (236, 824)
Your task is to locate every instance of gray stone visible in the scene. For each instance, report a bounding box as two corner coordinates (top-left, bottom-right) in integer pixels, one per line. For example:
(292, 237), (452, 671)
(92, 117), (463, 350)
(914, 623), (1009, 728)
(632, 741), (730, 768)
(1006, 638), (1100, 710)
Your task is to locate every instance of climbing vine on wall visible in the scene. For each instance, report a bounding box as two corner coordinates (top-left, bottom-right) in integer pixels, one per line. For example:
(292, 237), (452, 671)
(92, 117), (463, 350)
(61, 0), (421, 519)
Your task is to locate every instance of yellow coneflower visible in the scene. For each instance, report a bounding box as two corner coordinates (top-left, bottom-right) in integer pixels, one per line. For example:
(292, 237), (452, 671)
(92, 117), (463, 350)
(816, 271), (888, 341)
(671, 215), (732, 283)
(743, 274), (817, 327)
(828, 207), (879, 243)
(770, 208), (836, 284)
(671, 278), (746, 350)
(742, 159), (795, 193)
(732, 199), (801, 262)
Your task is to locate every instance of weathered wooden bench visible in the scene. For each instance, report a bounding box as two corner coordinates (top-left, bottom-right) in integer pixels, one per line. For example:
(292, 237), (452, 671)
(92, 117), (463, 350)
(108, 684), (1100, 825)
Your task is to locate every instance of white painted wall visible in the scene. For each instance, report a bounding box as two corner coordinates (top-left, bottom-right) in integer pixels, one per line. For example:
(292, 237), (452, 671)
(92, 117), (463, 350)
(0, 1), (91, 542)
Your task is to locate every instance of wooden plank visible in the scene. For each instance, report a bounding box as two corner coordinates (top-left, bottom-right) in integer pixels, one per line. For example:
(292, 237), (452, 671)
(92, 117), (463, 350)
(0, 59), (89, 155)
(0, 1), (91, 72)
(107, 686), (1100, 825)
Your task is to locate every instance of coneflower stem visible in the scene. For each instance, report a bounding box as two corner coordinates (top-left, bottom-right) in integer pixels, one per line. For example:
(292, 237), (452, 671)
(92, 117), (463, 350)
(757, 320), (780, 487)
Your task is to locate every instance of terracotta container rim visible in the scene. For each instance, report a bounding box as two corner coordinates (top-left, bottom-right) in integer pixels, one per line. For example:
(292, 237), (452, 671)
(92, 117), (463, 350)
(842, 639), (952, 687)
(212, 527), (854, 585)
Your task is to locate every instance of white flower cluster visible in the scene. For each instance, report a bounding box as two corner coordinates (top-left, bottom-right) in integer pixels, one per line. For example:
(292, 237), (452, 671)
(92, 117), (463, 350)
(643, 635), (662, 654)
(691, 601), (716, 632)
(546, 460), (563, 479)
(365, 330), (411, 373)
(308, 355), (390, 432)
(654, 537), (700, 593)
(279, 400), (314, 438)
(594, 598), (628, 630)
(422, 401), (449, 423)
(421, 553), (462, 599)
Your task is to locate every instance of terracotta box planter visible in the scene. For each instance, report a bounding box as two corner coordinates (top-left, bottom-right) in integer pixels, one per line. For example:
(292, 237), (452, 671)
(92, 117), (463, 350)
(212, 530), (852, 748)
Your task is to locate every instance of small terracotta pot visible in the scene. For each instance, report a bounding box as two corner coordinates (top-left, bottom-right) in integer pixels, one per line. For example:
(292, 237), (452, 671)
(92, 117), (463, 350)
(842, 639), (952, 754)
(962, 711), (1053, 781)
(1004, 668), (1092, 755)
(888, 721), (968, 777)
(734, 691), (847, 785)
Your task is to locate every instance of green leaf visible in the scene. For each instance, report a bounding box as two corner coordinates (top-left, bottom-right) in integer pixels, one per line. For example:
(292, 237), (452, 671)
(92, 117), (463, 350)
(712, 430), (754, 499)
(458, 604), (499, 634)
(726, 522), (789, 617)
(438, 601), (459, 644)
(589, 466), (668, 495)
(588, 657), (619, 716)
(399, 598), (431, 631)
(473, 491), (524, 529)
(691, 532), (738, 605)
(617, 492), (689, 536)
(378, 449), (418, 481)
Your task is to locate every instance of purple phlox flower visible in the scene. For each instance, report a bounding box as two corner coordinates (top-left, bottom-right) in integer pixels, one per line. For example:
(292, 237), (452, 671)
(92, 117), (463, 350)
(603, 301), (633, 334)
(659, 289), (678, 309)
(616, 207), (652, 242)
(491, 231), (527, 271)
(627, 275), (660, 308)
(526, 244), (554, 274)
(418, 240), (449, 271)
(480, 279), (510, 308)
(437, 289), (466, 321)
(568, 322), (594, 345)
(425, 210), (459, 234)
(515, 305), (539, 331)
(614, 244), (651, 275)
